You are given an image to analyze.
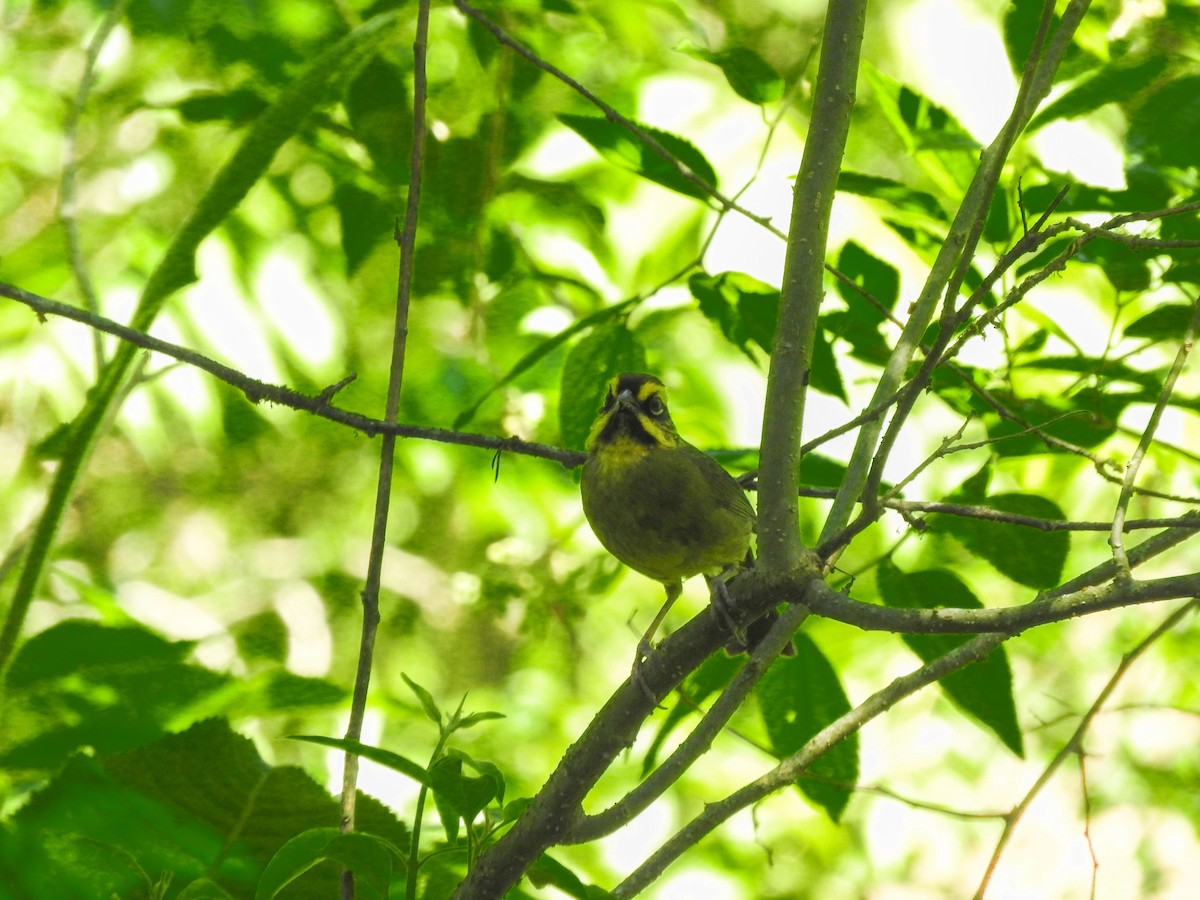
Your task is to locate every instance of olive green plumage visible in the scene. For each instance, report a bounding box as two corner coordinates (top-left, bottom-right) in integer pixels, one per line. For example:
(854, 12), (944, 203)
(580, 373), (754, 628)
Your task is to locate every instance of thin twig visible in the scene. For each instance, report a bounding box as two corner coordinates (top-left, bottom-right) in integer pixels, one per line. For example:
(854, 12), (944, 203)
(0, 281), (584, 468)
(59, 0), (131, 374)
(451, 0), (785, 239)
(972, 599), (1199, 899)
(340, 2), (432, 898)
(614, 630), (1011, 897)
(1109, 296), (1200, 575)
(567, 602), (808, 843)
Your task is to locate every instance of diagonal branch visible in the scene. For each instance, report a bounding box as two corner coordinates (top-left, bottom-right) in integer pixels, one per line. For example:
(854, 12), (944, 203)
(757, 0), (867, 577)
(818, 0), (1089, 546)
(973, 598), (1200, 899)
(341, 7), (432, 894)
(1109, 296), (1200, 575)
(0, 282), (583, 468)
(452, 0), (784, 238)
(613, 629), (1011, 897)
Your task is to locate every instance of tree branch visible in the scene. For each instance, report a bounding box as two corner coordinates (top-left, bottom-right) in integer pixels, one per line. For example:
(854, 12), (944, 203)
(757, 0), (867, 577)
(1109, 295), (1200, 575)
(973, 598), (1199, 899)
(613, 629), (1011, 896)
(818, 0), (1080, 546)
(451, 0), (785, 238)
(0, 282), (583, 469)
(341, 5), (432, 899)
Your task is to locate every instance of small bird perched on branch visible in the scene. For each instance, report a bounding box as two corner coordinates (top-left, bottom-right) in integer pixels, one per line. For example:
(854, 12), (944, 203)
(580, 372), (785, 671)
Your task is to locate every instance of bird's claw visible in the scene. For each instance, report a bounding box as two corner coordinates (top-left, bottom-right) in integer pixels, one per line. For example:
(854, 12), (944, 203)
(707, 576), (748, 651)
(631, 640), (660, 703)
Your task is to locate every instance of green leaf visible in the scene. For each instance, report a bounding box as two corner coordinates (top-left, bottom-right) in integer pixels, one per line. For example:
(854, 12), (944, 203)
(102, 720), (409, 874)
(0, 720), (408, 898)
(559, 113), (719, 201)
(453, 299), (636, 429)
(345, 56), (412, 185)
(679, 43), (784, 104)
(288, 735), (431, 786)
(173, 88), (269, 124)
(558, 321), (647, 451)
(938, 492), (1069, 588)
(1020, 165), (1175, 215)
(837, 172), (947, 220)
(826, 242), (900, 365)
(528, 853), (615, 898)
(402, 673), (443, 727)
(1128, 75), (1200, 170)
(455, 710), (507, 729)
(429, 755), (500, 842)
(1, 621), (228, 771)
(835, 242), (900, 314)
(1028, 53), (1170, 132)
(446, 749), (506, 809)
(178, 878), (238, 899)
(256, 829), (393, 900)
(1077, 240), (1151, 292)
(0, 754), (253, 898)
(335, 183), (393, 276)
(810, 327), (847, 401)
(1003, 0), (1097, 82)
(974, 390), (1116, 456)
(876, 562), (1024, 756)
(756, 635), (857, 821)
(1163, 261), (1200, 287)
(689, 270), (778, 355)
(1125, 303), (1198, 339)
(862, 65), (980, 198)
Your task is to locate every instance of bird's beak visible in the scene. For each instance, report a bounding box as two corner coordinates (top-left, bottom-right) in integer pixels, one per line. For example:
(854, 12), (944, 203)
(615, 389), (637, 411)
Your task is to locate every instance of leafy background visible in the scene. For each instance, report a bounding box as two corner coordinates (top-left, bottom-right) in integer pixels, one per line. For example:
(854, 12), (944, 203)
(1, 0), (1198, 897)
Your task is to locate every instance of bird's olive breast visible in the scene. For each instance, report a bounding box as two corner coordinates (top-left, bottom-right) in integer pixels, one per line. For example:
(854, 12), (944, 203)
(581, 440), (753, 584)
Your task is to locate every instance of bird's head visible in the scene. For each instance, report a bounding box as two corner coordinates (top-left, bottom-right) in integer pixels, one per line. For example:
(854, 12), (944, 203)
(585, 372), (681, 453)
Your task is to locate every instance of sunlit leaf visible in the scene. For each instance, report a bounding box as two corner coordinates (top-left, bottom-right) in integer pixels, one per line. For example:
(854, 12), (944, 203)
(559, 113), (719, 200)
(1028, 53), (1170, 131)
(757, 635), (857, 821)
(937, 492), (1069, 588)
(1128, 75), (1200, 170)
(288, 734), (430, 786)
(256, 829), (393, 900)
(679, 43), (784, 104)
(877, 561), (1023, 756)
(558, 321), (647, 451)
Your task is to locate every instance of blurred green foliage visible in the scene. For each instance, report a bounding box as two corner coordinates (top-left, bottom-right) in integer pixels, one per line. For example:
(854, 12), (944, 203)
(1, 0), (1199, 898)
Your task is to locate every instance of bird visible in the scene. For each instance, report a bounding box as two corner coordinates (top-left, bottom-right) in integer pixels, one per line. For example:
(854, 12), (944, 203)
(580, 372), (760, 668)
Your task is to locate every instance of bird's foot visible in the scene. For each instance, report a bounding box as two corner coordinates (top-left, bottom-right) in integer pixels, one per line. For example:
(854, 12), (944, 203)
(630, 640), (659, 703)
(707, 576), (748, 652)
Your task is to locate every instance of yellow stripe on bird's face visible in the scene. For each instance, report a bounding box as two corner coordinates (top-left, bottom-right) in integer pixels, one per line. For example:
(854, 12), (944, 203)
(585, 373), (681, 454)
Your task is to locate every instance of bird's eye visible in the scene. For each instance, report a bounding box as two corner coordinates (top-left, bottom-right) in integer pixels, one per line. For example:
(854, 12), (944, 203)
(646, 396), (665, 416)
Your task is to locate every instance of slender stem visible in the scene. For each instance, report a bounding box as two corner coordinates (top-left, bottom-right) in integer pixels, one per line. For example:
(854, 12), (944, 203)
(613, 630), (1010, 896)
(407, 731), (449, 900)
(973, 599), (1199, 899)
(567, 602), (809, 842)
(1109, 297), (1200, 574)
(818, 0), (1085, 546)
(59, 0), (131, 374)
(340, 2), (431, 897)
(757, 0), (867, 577)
